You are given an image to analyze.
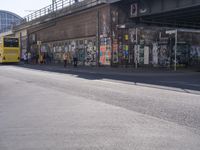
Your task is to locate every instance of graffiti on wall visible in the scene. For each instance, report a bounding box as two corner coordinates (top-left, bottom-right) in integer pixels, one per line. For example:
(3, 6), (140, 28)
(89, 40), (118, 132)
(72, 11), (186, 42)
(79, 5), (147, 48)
(37, 37), (96, 65)
(190, 46), (200, 65)
(175, 44), (190, 65)
(85, 40), (97, 66)
(134, 45), (139, 65)
(139, 44), (144, 64)
(99, 6), (111, 65)
(76, 40), (85, 65)
(129, 29), (136, 43)
(144, 46), (149, 65)
(123, 34), (129, 62)
(111, 7), (119, 64)
(152, 43), (158, 66)
(78, 49), (85, 65)
(117, 30), (129, 65)
(123, 44), (129, 59)
(112, 39), (118, 63)
(100, 36), (111, 65)
(158, 45), (169, 67)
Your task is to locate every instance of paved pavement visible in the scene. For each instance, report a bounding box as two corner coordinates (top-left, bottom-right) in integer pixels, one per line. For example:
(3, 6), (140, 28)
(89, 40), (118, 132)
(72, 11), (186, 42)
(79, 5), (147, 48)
(18, 63), (200, 75)
(18, 64), (200, 94)
(0, 65), (200, 150)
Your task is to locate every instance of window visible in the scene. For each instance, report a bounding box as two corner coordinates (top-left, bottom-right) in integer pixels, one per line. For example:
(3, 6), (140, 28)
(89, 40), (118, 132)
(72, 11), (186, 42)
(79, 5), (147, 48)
(4, 38), (19, 47)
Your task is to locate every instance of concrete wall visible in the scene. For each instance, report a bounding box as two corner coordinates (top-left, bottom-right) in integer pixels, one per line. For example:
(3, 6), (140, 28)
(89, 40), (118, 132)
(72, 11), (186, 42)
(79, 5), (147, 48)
(27, 4), (111, 43)
(28, 7), (100, 43)
(26, 4), (111, 66)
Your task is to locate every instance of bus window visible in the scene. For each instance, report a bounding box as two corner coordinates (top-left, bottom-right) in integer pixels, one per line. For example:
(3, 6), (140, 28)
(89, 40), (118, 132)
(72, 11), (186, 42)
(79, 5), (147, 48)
(4, 38), (19, 48)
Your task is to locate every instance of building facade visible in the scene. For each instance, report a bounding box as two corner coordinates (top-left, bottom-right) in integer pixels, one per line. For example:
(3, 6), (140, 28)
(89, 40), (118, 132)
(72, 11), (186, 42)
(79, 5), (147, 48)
(0, 10), (22, 33)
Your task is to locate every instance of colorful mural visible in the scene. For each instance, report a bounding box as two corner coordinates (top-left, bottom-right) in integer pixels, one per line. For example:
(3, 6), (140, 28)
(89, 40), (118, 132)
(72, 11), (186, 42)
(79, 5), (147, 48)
(99, 6), (111, 65)
(39, 37), (97, 65)
(100, 36), (111, 65)
(111, 7), (119, 64)
(117, 29), (130, 65)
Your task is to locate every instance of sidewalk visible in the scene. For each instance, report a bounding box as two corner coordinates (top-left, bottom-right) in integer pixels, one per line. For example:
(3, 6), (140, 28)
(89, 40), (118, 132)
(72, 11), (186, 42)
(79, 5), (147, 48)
(16, 63), (200, 95)
(18, 63), (200, 76)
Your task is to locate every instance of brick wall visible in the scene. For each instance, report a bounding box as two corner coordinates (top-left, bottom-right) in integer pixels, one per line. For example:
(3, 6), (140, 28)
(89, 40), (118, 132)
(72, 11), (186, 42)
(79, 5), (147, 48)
(28, 5), (110, 43)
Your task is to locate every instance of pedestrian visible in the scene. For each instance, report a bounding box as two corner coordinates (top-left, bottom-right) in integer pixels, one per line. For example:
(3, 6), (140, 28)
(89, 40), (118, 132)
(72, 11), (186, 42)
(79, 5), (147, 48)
(43, 53), (46, 64)
(46, 53), (50, 64)
(73, 49), (78, 67)
(63, 52), (67, 67)
(40, 54), (44, 64)
(35, 53), (39, 64)
(66, 51), (71, 65)
(23, 52), (27, 64)
(49, 53), (53, 64)
(27, 52), (31, 64)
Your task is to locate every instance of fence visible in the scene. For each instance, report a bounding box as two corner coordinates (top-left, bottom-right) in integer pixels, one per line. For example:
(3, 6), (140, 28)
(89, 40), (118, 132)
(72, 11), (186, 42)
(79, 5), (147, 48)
(22, 0), (101, 23)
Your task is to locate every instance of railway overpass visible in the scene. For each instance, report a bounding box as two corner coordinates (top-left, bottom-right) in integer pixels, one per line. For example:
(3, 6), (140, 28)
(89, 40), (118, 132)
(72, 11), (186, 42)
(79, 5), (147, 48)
(10, 0), (200, 68)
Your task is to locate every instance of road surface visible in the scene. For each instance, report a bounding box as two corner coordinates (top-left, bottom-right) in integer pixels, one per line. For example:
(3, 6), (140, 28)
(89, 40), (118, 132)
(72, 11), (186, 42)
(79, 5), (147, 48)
(0, 65), (200, 150)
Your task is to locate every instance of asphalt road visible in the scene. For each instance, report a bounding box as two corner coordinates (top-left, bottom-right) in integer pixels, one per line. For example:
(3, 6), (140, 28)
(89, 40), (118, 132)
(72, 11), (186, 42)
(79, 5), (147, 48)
(0, 65), (200, 150)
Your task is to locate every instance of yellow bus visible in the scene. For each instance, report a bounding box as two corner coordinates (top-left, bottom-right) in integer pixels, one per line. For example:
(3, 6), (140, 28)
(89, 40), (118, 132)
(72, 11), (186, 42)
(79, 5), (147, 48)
(0, 37), (20, 63)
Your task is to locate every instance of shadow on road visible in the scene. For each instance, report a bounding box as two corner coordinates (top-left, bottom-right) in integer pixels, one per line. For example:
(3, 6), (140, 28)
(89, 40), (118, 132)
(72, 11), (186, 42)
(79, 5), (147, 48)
(11, 64), (200, 94)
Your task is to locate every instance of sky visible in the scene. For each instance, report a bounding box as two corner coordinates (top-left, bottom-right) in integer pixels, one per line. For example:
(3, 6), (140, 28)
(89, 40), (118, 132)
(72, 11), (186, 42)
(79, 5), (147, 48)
(0, 0), (52, 17)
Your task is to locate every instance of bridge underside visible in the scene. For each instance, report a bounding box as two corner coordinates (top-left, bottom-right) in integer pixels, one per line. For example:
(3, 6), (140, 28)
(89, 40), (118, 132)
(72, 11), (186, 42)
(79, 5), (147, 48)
(139, 5), (200, 29)
(116, 0), (200, 29)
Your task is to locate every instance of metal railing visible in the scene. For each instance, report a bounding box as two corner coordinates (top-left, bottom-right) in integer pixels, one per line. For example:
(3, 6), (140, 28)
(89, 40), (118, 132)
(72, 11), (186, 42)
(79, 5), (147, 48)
(19, 0), (101, 24)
